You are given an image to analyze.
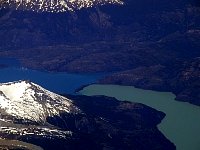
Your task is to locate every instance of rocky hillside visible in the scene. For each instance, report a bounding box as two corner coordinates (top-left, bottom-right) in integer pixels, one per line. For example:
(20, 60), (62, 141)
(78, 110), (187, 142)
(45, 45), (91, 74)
(99, 58), (200, 105)
(0, 0), (199, 50)
(0, 81), (175, 150)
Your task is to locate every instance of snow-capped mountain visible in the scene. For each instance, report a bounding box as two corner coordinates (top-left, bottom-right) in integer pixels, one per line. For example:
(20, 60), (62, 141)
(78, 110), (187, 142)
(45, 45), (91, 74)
(0, 80), (81, 145)
(0, 0), (123, 12)
(0, 81), (175, 150)
(0, 80), (80, 123)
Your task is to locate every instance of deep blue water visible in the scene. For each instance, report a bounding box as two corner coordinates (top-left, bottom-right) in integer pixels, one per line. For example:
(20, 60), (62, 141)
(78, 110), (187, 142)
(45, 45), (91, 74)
(0, 57), (21, 67)
(0, 67), (103, 94)
(0, 58), (104, 94)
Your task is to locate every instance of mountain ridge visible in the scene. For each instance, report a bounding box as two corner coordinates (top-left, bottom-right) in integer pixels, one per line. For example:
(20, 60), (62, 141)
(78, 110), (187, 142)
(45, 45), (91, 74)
(0, 80), (175, 150)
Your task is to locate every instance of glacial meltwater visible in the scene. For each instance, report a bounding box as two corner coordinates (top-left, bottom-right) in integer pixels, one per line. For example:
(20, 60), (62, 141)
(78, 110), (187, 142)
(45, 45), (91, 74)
(79, 84), (200, 150)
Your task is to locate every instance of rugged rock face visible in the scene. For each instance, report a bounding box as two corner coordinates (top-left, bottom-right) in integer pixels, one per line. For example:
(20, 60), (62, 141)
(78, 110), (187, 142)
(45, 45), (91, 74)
(99, 65), (170, 91)
(0, 81), (175, 150)
(100, 58), (200, 105)
(173, 58), (200, 105)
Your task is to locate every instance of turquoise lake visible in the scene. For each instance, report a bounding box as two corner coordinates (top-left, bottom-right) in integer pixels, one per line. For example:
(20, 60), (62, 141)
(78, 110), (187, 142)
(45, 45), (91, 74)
(79, 84), (200, 150)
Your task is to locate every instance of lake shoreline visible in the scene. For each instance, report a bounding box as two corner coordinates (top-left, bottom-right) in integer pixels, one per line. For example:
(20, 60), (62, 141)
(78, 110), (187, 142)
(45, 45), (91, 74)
(79, 84), (200, 150)
(0, 57), (198, 107)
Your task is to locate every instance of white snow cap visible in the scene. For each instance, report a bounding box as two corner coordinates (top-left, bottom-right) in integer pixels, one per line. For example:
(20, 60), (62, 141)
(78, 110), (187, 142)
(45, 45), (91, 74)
(0, 0), (124, 12)
(0, 80), (79, 122)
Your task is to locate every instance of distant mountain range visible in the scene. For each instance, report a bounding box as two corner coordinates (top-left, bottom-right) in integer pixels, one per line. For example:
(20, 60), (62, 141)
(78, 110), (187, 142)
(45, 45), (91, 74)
(0, 80), (175, 150)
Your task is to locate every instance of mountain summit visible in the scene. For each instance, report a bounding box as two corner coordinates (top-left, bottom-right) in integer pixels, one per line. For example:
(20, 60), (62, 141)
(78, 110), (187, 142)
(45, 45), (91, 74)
(0, 80), (80, 123)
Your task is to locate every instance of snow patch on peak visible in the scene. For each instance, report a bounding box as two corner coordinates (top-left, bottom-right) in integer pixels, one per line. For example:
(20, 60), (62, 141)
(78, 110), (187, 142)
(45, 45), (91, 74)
(0, 80), (80, 123)
(0, 80), (33, 102)
(0, 0), (124, 13)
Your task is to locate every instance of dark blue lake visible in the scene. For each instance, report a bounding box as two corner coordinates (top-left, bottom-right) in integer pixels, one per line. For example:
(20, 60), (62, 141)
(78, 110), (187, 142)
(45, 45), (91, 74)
(0, 58), (104, 94)
(0, 57), (21, 67)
